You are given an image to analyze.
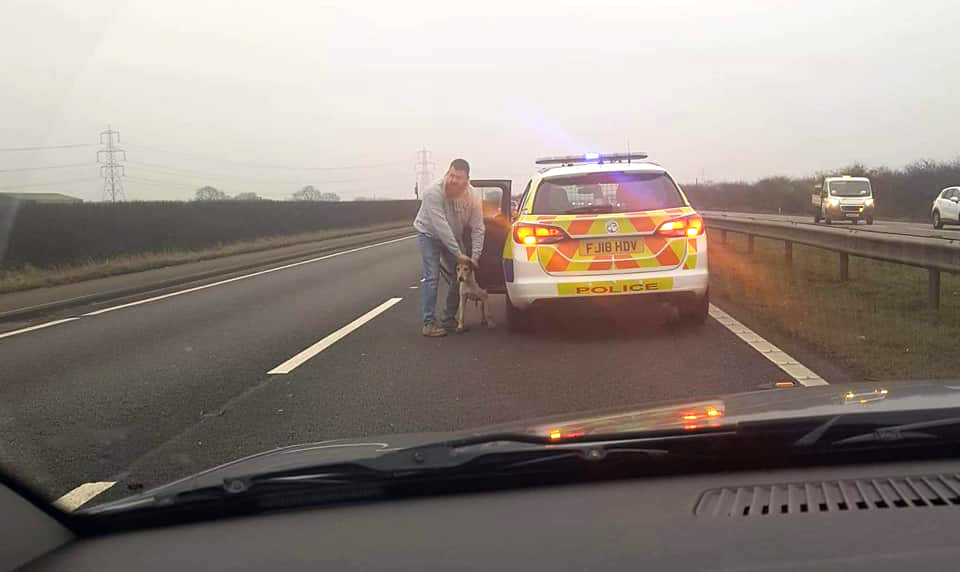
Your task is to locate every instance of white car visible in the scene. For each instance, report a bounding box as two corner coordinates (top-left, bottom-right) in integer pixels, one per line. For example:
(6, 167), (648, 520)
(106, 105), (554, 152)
(932, 187), (960, 229)
(499, 152), (709, 331)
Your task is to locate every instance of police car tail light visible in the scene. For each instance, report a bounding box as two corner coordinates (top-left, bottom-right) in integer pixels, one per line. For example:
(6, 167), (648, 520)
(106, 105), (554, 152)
(655, 215), (704, 238)
(514, 224), (566, 245)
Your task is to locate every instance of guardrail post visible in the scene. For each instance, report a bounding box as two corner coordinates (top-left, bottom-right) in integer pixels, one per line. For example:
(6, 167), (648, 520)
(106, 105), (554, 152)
(928, 268), (941, 309)
(747, 235), (755, 254)
(784, 241), (793, 266)
(839, 253), (849, 281)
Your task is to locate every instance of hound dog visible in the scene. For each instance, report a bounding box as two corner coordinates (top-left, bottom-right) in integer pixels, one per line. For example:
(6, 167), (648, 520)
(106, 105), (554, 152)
(455, 260), (495, 332)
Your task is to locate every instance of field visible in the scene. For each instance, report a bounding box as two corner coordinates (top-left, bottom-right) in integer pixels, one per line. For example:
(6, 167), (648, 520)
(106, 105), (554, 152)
(0, 222), (409, 294)
(707, 230), (960, 380)
(0, 199), (419, 269)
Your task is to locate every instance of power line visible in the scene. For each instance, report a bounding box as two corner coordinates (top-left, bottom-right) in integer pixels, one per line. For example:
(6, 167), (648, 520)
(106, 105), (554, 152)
(0, 178), (100, 191)
(126, 160), (408, 186)
(0, 143), (98, 153)
(124, 142), (406, 171)
(0, 163), (96, 173)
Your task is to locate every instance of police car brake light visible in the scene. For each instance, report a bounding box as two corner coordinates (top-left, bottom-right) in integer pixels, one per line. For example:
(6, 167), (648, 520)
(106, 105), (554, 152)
(655, 215), (704, 238)
(514, 224), (567, 245)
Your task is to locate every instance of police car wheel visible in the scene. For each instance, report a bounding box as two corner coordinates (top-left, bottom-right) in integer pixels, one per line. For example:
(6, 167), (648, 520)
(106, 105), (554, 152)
(933, 211), (943, 229)
(813, 211), (821, 223)
(866, 216), (874, 225)
(506, 293), (533, 332)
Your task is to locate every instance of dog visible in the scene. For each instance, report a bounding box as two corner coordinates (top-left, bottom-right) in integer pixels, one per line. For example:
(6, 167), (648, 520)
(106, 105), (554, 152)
(455, 260), (495, 332)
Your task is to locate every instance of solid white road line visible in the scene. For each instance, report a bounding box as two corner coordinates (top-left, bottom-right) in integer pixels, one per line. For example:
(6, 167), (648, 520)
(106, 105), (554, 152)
(0, 318), (79, 340)
(709, 304), (828, 386)
(84, 236), (414, 317)
(54, 481), (116, 512)
(268, 297), (404, 375)
(0, 236), (414, 342)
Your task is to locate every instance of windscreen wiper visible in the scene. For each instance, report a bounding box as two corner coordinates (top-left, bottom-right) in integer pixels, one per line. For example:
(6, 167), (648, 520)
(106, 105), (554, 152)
(792, 414), (960, 448)
(82, 429), (733, 515)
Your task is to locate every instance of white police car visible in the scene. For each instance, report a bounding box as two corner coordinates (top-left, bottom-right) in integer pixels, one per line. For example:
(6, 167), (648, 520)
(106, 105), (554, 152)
(481, 152), (708, 331)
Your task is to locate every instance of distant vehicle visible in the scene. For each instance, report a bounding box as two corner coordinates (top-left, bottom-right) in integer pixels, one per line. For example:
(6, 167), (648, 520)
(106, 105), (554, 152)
(932, 187), (960, 229)
(500, 152), (708, 331)
(812, 175), (874, 225)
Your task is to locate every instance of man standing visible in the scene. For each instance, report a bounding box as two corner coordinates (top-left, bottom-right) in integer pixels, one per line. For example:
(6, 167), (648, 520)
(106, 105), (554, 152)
(413, 158), (484, 337)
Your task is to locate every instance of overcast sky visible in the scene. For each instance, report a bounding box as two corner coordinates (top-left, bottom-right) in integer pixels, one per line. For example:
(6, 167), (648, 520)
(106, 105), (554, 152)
(2, 0), (959, 201)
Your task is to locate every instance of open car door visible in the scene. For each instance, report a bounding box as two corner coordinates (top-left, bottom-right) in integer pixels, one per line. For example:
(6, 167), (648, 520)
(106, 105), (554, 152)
(439, 179), (512, 294)
(468, 179), (512, 294)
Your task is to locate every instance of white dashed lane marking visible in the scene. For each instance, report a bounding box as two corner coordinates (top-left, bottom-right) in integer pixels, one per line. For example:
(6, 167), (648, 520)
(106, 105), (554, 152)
(268, 297), (404, 375)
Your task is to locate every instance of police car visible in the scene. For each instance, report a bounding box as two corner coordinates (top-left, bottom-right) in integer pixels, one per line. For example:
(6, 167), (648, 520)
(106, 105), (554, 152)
(467, 153), (708, 332)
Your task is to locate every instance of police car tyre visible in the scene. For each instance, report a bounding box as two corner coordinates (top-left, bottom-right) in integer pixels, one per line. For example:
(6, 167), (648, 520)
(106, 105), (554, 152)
(813, 211), (821, 223)
(866, 216), (874, 225)
(933, 211), (943, 229)
(506, 293), (533, 332)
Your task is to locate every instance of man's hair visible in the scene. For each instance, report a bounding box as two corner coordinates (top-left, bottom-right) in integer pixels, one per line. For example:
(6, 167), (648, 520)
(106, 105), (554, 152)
(449, 158), (470, 176)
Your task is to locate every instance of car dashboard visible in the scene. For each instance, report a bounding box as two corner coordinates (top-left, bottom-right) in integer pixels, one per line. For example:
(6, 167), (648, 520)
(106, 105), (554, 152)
(10, 456), (960, 571)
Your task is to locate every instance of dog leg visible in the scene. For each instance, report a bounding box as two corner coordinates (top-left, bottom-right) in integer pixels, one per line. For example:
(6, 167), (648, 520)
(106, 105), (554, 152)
(456, 288), (467, 333)
(481, 294), (495, 328)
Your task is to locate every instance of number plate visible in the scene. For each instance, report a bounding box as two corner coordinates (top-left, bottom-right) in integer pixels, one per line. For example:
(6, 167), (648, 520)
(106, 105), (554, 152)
(579, 239), (645, 256)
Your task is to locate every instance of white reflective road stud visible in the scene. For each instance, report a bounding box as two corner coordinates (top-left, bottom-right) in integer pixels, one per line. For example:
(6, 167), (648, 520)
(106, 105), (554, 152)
(709, 304), (828, 386)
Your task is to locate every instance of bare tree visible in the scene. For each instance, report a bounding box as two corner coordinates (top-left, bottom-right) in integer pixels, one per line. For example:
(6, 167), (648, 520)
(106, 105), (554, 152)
(195, 186), (230, 201)
(292, 185), (323, 201)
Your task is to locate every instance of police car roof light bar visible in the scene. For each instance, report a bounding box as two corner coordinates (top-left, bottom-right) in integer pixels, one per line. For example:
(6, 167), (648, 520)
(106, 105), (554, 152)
(535, 152), (649, 166)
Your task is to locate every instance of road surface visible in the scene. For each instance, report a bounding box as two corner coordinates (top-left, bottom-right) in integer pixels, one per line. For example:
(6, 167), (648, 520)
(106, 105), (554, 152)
(0, 234), (833, 507)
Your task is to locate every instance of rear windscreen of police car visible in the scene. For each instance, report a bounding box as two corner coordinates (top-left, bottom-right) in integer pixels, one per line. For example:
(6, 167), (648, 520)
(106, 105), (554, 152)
(532, 172), (686, 215)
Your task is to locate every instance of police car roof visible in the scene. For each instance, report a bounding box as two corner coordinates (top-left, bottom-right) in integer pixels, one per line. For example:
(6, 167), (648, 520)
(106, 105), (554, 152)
(538, 161), (667, 179)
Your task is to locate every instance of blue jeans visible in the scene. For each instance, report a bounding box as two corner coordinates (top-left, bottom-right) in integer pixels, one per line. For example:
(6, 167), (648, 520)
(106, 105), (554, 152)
(417, 232), (460, 325)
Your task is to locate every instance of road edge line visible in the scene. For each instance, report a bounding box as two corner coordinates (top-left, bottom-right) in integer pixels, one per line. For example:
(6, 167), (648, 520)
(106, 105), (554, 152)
(708, 304), (829, 386)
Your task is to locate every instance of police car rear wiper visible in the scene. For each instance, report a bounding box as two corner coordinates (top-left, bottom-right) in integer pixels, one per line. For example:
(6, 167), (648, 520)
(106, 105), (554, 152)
(564, 205), (615, 214)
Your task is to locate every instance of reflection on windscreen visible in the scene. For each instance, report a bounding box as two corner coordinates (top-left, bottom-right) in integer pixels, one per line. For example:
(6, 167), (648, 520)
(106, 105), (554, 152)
(829, 181), (872, 196)
(531, 172), (685, 215)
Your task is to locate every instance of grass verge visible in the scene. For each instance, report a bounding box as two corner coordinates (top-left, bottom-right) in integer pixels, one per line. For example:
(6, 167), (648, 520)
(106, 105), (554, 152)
(707, 230), (960, 380)
(0, 222), (410, 295)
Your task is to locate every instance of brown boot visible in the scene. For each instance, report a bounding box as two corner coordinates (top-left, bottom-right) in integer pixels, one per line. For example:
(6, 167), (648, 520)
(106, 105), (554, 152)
(421, 322), (447, 337)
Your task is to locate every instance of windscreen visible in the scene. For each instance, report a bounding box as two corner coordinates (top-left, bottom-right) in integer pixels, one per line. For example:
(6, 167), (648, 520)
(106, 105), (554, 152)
(2, 0), (959, 522)
(829, 180), (872, 196)
(531, 172), (685, 214)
